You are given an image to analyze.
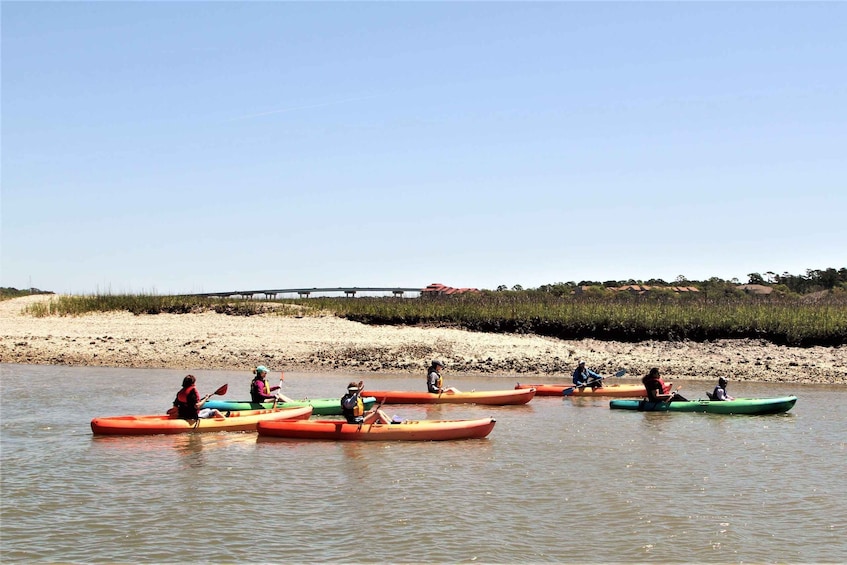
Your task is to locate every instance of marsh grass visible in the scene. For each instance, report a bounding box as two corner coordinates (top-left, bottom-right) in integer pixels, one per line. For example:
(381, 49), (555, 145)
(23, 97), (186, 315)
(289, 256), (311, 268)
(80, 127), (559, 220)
(23, 294), (267, 317)
(21, 291), (847, 346)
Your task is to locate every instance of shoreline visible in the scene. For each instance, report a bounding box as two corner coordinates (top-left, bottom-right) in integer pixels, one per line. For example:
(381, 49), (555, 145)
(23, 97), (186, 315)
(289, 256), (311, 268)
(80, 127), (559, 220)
(1, 295), (844, 384)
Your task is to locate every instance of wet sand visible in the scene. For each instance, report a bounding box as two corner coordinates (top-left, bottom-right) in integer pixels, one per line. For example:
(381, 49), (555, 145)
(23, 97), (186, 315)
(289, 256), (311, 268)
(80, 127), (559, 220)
(1, 295), (844, 384)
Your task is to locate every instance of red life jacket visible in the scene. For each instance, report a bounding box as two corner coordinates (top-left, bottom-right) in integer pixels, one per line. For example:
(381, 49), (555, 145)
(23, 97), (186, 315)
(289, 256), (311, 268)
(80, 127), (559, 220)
(174, 385), (199, 419)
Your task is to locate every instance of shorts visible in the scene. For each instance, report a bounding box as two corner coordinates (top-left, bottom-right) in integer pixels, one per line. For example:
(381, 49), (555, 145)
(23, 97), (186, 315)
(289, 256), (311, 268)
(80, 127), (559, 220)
(198, 408), (217, 419)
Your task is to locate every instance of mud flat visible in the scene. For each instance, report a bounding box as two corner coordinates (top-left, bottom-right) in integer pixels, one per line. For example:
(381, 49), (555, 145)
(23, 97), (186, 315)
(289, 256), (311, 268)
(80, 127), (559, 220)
(1, 295), (844, 384)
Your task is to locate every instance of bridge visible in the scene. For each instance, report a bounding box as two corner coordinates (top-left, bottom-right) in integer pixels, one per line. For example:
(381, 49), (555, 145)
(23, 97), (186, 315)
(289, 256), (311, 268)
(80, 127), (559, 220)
(192, 287), (424, 299)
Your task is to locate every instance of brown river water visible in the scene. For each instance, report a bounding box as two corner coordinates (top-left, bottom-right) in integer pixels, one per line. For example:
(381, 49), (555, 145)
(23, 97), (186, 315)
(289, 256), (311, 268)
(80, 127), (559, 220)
(1, 363), (845, 564)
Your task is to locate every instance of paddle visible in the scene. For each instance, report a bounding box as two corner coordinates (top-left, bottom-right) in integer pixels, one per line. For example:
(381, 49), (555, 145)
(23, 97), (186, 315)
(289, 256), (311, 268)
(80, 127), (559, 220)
(562, 369), (626, 396)
(660, 385), (682, 403)
(186, 383), (228, 427)
(272, 372), (284, 410)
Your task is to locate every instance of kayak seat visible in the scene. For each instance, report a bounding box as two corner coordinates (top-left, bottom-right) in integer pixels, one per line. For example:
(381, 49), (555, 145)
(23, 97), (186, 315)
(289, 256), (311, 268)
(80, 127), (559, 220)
(705, 391), (716, 400)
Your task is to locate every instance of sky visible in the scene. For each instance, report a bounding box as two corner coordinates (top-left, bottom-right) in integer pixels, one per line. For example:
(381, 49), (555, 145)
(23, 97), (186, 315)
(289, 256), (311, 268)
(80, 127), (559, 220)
(2, 2), (845, 295)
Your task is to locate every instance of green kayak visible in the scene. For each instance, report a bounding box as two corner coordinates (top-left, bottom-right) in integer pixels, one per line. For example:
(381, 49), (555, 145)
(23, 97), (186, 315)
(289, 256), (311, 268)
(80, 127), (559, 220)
(609, 396), (797, 415)
(204, 397), (377, 416)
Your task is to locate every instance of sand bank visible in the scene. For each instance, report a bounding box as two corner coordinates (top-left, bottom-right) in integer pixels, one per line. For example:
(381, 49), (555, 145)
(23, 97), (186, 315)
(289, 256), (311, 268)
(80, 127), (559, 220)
(1, 295), (844, 384)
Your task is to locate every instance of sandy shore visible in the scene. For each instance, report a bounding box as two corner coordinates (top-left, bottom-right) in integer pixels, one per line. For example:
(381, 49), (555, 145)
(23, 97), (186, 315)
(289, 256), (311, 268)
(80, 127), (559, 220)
(1, 295), (844, 384)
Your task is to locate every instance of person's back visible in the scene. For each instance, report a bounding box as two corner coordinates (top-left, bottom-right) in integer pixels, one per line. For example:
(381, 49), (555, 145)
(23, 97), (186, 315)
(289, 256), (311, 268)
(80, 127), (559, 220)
(174, 376), (199, 419)
(642, 371), (664, 402)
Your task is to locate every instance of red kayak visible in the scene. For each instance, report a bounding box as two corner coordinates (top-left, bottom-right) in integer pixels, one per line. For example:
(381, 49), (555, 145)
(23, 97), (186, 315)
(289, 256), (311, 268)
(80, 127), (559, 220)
(257, 417), (497, 441)
(90, 406), (313, 436)
(361, 388), (535, 405)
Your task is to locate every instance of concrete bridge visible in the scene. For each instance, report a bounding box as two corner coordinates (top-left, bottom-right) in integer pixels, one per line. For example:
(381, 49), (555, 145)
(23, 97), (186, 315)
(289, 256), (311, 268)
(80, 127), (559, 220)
(192, 287), (423, 299)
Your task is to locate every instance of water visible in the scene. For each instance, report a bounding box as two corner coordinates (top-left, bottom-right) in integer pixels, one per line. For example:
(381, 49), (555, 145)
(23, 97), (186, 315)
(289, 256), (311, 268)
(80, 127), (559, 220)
(1, 363), (845, 564)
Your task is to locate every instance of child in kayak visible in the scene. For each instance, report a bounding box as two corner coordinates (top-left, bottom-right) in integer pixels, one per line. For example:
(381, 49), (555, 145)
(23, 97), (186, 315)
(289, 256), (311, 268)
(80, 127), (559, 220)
(712, 377), (735, 401)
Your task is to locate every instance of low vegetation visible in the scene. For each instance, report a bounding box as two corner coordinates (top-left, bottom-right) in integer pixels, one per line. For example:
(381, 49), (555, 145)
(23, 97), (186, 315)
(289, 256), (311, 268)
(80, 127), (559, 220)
(8, 268), (847, 347)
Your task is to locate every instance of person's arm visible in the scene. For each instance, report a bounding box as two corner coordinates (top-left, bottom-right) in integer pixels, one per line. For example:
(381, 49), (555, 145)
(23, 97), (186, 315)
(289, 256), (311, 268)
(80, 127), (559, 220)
(588, 369), (602, 380)
(191, 390), (204, 409)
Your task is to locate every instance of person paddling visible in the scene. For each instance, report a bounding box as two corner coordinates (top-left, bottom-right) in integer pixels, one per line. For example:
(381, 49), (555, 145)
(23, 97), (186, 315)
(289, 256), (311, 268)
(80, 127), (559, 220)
(642, 368), (687, 402)
(426, 360), (459, 394)
(572, 360), (603, 390)
(341, 381), (390, 424)
(251, 365), (293, 403)
(172, 375), (227, 419)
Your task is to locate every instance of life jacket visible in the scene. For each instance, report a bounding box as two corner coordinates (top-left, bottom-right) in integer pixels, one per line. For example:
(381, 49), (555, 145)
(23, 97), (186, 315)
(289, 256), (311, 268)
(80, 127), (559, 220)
(642, 376), (665, 401)
(427, 369), (443, 391)
(174, 385), (198, 419)
(341, 392), (364, 419)
(250, 377), (271, 403)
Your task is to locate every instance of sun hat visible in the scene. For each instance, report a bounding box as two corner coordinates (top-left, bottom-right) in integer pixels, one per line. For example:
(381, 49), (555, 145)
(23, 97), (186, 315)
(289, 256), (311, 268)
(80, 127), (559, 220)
(347, 381), (360, 391)
(432, 359), (445, 367)
(255, 365), (269, 375)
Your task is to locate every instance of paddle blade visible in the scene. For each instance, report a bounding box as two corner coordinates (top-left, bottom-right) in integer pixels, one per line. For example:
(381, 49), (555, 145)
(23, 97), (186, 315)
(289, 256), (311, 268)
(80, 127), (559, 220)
(614, 369), (627, 378)
(213, 383), (228, 396)
(562, 387), (575, 396)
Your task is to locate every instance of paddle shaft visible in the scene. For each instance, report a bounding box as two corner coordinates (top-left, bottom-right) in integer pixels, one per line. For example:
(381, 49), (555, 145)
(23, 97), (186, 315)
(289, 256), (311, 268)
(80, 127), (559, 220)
(563, 369), (626, 395)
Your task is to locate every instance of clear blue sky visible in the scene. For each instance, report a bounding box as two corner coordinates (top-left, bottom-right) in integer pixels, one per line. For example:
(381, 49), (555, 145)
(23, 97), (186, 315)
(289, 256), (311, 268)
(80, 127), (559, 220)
(2, 2), (845, 295)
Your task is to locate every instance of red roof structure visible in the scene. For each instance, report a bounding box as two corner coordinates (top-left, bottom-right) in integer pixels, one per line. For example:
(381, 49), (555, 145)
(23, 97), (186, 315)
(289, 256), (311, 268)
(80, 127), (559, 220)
(421, 283), (480, 296)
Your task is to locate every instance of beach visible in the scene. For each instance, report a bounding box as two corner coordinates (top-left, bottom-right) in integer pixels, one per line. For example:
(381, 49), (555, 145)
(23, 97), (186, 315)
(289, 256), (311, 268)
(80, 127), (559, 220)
(1, 295), (844, 384)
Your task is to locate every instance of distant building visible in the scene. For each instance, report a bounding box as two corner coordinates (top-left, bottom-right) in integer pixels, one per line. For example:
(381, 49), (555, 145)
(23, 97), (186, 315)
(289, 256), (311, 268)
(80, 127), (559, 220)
(421, 283), (480, 297)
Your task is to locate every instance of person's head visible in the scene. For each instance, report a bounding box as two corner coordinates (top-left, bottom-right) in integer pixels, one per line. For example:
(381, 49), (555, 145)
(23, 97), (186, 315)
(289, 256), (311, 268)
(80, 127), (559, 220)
(718, 377), (728, 387)
(182, 374), (196, 388)
(254, 365), (269, 377)
(347, 381), (360, 393)
(578, 360), (586, 368)
(647, 368), (660, 379)
(431, 359), (445, 371)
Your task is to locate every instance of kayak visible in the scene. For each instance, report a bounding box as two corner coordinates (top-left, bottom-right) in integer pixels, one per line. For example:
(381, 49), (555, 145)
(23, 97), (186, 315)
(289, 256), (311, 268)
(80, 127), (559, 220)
(609, 396), (798, 415)
(516, 383), (652, 397)
(257, 417), (497, 441)
(360, 388), (536, 405)
(204, 397), (376, 416)
(90, 405), (313, 436)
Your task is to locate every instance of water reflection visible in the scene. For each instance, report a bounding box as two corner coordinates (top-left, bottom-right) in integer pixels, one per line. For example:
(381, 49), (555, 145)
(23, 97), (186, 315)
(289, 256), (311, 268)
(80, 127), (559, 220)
(174, 434), (206, 468)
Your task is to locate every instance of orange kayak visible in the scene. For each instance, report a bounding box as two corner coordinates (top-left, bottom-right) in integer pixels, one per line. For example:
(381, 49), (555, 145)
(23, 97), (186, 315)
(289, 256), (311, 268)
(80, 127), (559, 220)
(257, 417), (496, 441)
(90, 405), (313, 435)
(516, 383), (653, 398)
(361, 388), (535, 405)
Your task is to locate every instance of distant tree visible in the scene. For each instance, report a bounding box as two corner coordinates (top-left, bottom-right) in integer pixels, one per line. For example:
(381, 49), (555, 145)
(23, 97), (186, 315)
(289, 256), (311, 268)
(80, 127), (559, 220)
(747, 273), (765, 285)
(675, 274), (689, 284)
(496, 285), (508, 292)
(511, 284), (523, 291)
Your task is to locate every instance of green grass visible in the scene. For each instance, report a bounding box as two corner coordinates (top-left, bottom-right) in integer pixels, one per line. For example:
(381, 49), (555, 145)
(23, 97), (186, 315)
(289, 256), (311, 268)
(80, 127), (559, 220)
(20, 290), (847, 346)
